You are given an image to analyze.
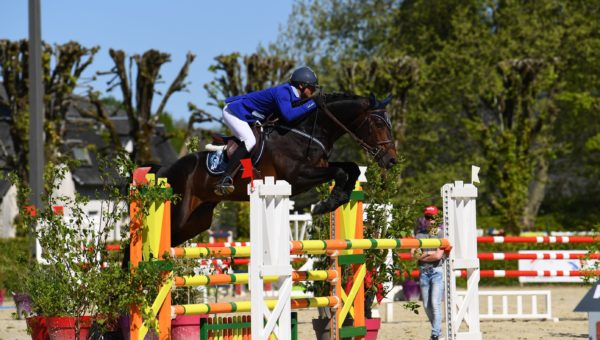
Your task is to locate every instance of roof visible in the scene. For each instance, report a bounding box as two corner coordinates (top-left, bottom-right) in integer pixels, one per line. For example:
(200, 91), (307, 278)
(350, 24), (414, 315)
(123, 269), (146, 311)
(574, 279), (600, 312)
(0, 121), (15, 169)
(64, 114), (178, 187)
(0, 90), (179, 190)
(0, 179), (11, 198)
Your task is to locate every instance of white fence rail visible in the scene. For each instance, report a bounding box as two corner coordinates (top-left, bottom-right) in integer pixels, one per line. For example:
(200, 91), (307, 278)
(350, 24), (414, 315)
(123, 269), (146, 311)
(457, 290), (556, 321)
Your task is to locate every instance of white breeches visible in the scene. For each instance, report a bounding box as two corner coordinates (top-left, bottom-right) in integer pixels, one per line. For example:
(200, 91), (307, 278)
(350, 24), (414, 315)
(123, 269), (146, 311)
(223, 105), (256, 152)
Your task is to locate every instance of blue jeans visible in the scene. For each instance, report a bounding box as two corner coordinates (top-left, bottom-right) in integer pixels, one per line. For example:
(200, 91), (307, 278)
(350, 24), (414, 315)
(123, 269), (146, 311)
(419, 265), (443, 337)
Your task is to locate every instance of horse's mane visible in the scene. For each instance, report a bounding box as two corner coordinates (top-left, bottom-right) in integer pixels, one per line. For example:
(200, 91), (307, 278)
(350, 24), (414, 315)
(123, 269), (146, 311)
(324, 92), (364, 103)
(293, 92), (365, 107)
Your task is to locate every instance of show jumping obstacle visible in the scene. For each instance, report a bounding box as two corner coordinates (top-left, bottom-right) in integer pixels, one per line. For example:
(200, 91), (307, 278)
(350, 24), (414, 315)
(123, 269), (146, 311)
(477, 236), (600, 243)
(398, 252), (600, 261)
(129, 169), (481, 340)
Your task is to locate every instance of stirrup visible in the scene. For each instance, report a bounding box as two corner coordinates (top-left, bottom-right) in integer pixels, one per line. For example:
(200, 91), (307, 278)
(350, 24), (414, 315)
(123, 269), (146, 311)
(214, 176), (235, 196)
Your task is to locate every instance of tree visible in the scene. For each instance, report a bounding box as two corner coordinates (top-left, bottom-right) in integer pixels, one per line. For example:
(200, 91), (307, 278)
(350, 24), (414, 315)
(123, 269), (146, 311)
(428, 1), (600, 233)
(280, 0), (600, 233)
(204, 50), (295, 108)
(84, 49), (195, 163)
(0, 39), (98, 213)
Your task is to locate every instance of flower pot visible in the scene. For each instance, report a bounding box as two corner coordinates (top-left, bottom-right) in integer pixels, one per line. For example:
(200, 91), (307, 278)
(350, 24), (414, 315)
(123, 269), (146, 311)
(46, 316), (92, 340)
(311, 318), (331, 340)
(12, 292), (32, 319)
(172, 314), (207, 340)
(26, 316), (49, 340)
(402, 279), (421, 301)
(365, 318), (381, 340)
(88, 317), (122, 340)
(311, 317), (354, 340)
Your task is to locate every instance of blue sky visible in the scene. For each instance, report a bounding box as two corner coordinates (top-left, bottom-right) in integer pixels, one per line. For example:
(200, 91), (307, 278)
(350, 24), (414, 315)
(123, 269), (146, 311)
(2, 1), (294, 122)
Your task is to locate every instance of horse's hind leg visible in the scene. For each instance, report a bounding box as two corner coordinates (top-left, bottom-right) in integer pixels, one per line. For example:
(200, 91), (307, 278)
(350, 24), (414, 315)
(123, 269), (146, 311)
(171, 202), (218, 246)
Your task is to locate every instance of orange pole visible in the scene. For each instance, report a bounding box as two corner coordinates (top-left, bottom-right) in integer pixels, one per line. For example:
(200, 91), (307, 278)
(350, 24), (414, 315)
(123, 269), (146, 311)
(129, 195), (143, 340)
(332, 207), (341, 340)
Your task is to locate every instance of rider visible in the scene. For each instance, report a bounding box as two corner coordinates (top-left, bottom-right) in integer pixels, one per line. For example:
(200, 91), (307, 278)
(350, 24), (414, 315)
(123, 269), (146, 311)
(214, 66), (320, 196)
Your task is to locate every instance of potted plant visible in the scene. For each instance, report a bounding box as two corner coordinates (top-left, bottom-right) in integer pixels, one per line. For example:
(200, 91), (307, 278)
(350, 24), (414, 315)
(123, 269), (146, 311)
(13, 155), (173, 340)
(360, 161), (422, 339)
(15, 160), (133, 339)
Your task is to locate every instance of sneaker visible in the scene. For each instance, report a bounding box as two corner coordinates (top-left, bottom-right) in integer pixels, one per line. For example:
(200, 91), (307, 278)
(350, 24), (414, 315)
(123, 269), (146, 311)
(430, 336), (439, 340)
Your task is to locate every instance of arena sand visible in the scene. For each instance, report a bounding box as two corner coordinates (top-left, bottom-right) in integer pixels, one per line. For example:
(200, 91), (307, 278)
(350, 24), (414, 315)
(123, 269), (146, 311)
(0, 285), (589, 340)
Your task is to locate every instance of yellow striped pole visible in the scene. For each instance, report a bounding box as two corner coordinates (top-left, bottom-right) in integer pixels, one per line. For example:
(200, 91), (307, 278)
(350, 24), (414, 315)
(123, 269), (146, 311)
(175, 269), (338, 287)
(171, 238), (449, 259)
(291, 238), (450, 251)
(172, 296), (340, 316)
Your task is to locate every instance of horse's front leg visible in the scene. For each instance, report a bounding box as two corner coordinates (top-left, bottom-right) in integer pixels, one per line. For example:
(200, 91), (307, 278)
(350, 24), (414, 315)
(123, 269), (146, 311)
(312, 162), (361, 214)
(295, 163), (360, 215)
(330, 162), (361, 195)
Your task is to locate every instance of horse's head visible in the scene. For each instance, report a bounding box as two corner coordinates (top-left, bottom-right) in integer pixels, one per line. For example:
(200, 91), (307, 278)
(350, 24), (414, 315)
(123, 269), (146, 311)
(323, 93), (398, 169)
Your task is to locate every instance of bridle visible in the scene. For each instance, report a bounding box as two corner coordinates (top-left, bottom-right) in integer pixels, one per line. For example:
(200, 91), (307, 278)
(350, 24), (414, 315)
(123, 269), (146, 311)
(315, 93), (393, 162)
(357, 109), (395, 161)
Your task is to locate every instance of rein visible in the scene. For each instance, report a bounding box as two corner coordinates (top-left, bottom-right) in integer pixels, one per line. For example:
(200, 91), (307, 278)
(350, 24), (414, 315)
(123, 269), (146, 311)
(316, 95), (388, 161)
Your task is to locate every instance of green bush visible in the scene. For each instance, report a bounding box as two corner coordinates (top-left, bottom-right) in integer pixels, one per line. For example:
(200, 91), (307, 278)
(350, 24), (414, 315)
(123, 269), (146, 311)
(0, 237), (30, 293)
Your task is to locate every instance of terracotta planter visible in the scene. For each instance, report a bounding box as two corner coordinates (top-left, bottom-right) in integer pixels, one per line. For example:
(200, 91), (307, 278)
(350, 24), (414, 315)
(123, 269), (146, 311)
(46, 316), (92, 340)
(365, 318), (382, 340)
(172, 314), (207, 340)
(26, 316), (49, 340)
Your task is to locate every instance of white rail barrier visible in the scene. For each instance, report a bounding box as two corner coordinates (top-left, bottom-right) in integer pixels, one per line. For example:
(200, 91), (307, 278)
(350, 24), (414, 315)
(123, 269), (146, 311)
(457, 290), (557, 321)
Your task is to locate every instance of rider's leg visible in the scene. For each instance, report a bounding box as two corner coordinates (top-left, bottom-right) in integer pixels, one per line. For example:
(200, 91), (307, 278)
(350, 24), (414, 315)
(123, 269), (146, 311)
(214, 107), (256, 196)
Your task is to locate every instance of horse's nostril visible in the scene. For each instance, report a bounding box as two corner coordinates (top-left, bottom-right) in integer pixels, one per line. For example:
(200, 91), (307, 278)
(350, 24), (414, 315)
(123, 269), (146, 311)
(390, 158), (397, 165)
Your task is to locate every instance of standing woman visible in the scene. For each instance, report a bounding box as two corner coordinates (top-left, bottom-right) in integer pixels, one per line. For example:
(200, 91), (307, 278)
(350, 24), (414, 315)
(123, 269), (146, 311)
(214, 66), (320, 196)
(411, 206), (446, 340)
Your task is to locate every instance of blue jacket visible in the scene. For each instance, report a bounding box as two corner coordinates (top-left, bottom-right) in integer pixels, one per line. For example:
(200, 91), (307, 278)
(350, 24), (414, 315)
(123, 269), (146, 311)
(225, 83), (317, 123)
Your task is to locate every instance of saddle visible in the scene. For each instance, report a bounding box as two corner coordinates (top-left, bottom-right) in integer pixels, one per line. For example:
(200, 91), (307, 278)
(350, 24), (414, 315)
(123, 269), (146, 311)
(204, 125), (268, 176)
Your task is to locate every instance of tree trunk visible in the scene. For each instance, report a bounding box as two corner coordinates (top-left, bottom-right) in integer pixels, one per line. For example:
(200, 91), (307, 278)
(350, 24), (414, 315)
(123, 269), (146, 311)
(522, 157), (549, 230)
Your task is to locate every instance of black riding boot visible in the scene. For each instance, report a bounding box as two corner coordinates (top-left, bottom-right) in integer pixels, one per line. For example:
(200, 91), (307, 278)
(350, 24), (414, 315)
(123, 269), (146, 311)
(214, 143), (250, 196)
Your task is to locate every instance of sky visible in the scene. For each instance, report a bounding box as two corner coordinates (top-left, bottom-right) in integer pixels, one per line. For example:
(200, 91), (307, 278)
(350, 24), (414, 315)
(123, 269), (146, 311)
(1, 1), (295, 122)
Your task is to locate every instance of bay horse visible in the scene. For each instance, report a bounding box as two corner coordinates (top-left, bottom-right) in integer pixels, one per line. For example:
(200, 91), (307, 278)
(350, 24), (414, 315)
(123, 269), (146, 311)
(157, 92), (397, 246)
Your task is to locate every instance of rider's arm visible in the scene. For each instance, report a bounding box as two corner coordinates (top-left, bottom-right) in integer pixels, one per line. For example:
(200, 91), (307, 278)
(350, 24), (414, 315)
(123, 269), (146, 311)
(274, 87), (317, 122)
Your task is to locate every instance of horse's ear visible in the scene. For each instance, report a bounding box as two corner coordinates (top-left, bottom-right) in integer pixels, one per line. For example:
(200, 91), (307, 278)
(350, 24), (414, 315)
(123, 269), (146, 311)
(369, 92), (377, 108)
(380, 95), (393, 108)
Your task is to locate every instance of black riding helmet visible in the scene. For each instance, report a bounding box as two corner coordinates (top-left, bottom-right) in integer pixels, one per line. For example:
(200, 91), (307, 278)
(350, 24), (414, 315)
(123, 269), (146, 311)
(290, 66), (318, 88)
